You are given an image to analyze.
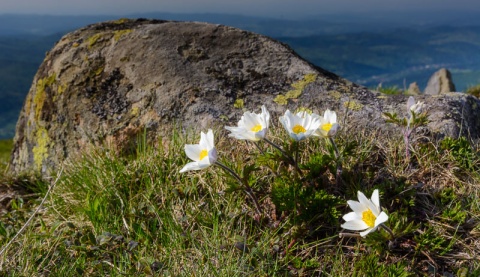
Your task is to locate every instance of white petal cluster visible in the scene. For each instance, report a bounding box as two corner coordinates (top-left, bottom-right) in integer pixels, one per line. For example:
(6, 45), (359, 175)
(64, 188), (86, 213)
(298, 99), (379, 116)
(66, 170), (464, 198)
(407, 96), (425, 115)
(279, 110), (321, 141)
(179, 129), (218, 173)
(314, 109), (340, 138)
(225, 105), (270, 142)
(341, 189), (389, 237)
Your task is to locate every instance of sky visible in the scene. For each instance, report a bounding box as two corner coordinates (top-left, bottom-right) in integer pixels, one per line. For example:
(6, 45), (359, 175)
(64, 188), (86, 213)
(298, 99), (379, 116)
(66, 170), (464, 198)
(1, 0), (479, 19)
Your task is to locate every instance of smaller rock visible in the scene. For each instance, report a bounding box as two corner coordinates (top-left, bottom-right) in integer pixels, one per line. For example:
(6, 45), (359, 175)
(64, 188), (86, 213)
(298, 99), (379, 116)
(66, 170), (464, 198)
(407, 82), (421, 95)
(424, 68), (456, 95)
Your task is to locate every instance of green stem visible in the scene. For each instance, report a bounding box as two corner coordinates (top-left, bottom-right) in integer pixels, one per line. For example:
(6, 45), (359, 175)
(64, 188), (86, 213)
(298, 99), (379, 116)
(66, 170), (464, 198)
(263, 138), (303, 178)
(380, 223), (395, 239)
(214, 161), (263, 217)
(329, 137), (343, 186)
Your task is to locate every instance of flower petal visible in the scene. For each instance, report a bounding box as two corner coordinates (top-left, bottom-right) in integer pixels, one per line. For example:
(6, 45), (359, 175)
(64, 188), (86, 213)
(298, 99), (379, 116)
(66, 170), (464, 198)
(179, 161), (203, 173)
(407, 96), (415, 110)
(205, 129), (214, 149)
(347, 200), (367, 217)
(185, 144), (202, 161)
(359, 227), (375, 237)
(358, 191), (379, 216)
(341, 219), (369, 231)
(371, 189), (380, 209)
(375, 212), (389, 226)
(342, 211), (360, 222)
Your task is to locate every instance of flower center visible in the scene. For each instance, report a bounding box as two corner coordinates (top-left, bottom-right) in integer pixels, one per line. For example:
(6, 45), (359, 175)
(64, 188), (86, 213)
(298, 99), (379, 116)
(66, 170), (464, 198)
(292, 124), (306, 134)
(199, 149), (208, 160)
(362, 209), (376, 228)
(251, 124), (262, 132)
(321, 123), (333, 132)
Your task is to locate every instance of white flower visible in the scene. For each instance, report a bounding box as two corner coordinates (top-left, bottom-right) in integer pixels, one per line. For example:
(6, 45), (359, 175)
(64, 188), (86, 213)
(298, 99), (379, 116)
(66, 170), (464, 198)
(341, 189), (389, 237)
(407, 96), (425, 114)
(279, 110), (321, 141)
(225, 105), (270, 141)
(179, 129), (218, 173)
(406, 96), (425, 126)
(314, 109), (340, 138)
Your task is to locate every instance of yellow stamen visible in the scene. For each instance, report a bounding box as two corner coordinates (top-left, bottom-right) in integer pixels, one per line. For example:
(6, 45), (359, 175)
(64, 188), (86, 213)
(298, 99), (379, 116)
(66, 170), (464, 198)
(199, 149), (208, 160)
(292, 124), (306, 134)
(362, 209), (376, 227)
(321, 123), (333, 132)
(251, 124), (262, 132)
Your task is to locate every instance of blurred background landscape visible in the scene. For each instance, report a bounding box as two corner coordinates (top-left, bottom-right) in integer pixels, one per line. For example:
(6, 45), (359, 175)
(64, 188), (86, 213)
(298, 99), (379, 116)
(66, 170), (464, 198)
(1, 10), (480, 138)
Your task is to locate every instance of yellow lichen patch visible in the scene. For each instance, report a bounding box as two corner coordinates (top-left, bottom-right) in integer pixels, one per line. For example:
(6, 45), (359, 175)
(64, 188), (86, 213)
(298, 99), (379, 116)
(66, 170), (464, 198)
(113, 18), (130, 24)
(72, 42), (79, 47)
(114, 29), (132, 41)
(285, 89), (302, 99)
(32, 127), (50, 170)
(94, 66), (104, 76)
(275, 73), (317, 106)
(343, 100), (364, 111)
(57, 83), (67, 94)
(234, 98), (244, 109)
(131, 106), (140, 117)
(274, 95), (288, 105)
(24, 94), (32, 115)
(87, 33), (103, 49)
(329, 91), (342, 100)
(34, 74), (56, 120)
(295, 107), (312, 114)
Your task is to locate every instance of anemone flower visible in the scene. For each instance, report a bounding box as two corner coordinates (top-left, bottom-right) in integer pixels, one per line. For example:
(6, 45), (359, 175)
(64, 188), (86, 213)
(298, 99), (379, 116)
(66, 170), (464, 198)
(314, 109), (340, 138)
(407, 96), (425, 115)
(406, 96), (425, 126)
(179, 129), (218, 173)
(341, 189), (389, 237)
(225, 105), (270, 141)
(279, 110), (321, 141)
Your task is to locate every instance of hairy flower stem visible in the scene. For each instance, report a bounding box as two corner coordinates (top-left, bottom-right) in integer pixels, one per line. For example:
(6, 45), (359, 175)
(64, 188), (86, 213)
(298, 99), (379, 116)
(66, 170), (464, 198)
(214, 161), (263, 217)
(380, 224), (395, 239)
(404, 127), (411, 160)
(329, 137), (343, 186)
(263, 138), (303, 178)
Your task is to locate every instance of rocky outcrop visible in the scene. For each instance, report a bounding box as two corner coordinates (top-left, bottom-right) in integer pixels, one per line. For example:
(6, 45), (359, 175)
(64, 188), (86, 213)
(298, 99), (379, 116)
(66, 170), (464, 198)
(424, 68), (456, 95)
(9, 19), (480, 175)
(407, 82), (421, 95)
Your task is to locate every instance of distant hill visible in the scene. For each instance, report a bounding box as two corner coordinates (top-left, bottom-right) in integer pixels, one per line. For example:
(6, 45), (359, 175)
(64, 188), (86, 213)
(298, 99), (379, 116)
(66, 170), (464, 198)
(280, 25), (480, 91)
(0, 13), (480, 139)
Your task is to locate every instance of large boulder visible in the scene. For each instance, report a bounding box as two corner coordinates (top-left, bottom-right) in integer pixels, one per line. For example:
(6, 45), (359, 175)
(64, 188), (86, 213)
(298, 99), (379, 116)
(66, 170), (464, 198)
(424, 68), (456, 95)
(9, 19), (480, 176)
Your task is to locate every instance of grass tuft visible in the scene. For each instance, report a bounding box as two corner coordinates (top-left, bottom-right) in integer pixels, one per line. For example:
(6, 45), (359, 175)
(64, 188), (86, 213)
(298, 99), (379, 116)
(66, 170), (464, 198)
(0, 120), (479, 275)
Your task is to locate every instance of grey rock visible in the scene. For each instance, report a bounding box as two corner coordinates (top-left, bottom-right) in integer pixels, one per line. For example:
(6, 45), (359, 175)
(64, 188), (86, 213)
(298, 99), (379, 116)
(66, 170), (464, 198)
(407, 82), (421, 95)
(424, 68), (456, 95)
(9, 19), (480, 176)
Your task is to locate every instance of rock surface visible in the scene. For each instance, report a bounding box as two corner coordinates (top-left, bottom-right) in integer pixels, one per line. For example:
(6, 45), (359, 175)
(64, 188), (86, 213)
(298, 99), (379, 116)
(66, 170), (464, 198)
(9, 19), (480, 175)
(424, 68), (456, 95)
(407, 82), (421, 95)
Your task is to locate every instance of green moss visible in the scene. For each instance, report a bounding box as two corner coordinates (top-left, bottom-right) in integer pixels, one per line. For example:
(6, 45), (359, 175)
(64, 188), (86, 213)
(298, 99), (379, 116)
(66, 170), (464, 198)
(34, 74), (56, 120)
(32, 127), (50, 170)
(233, 98), (244, 109)
(87, 33), (103, 49)
(343, 100), (363, 111)
(275, 73), (317, 106)
(114, 29), (132, 41)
